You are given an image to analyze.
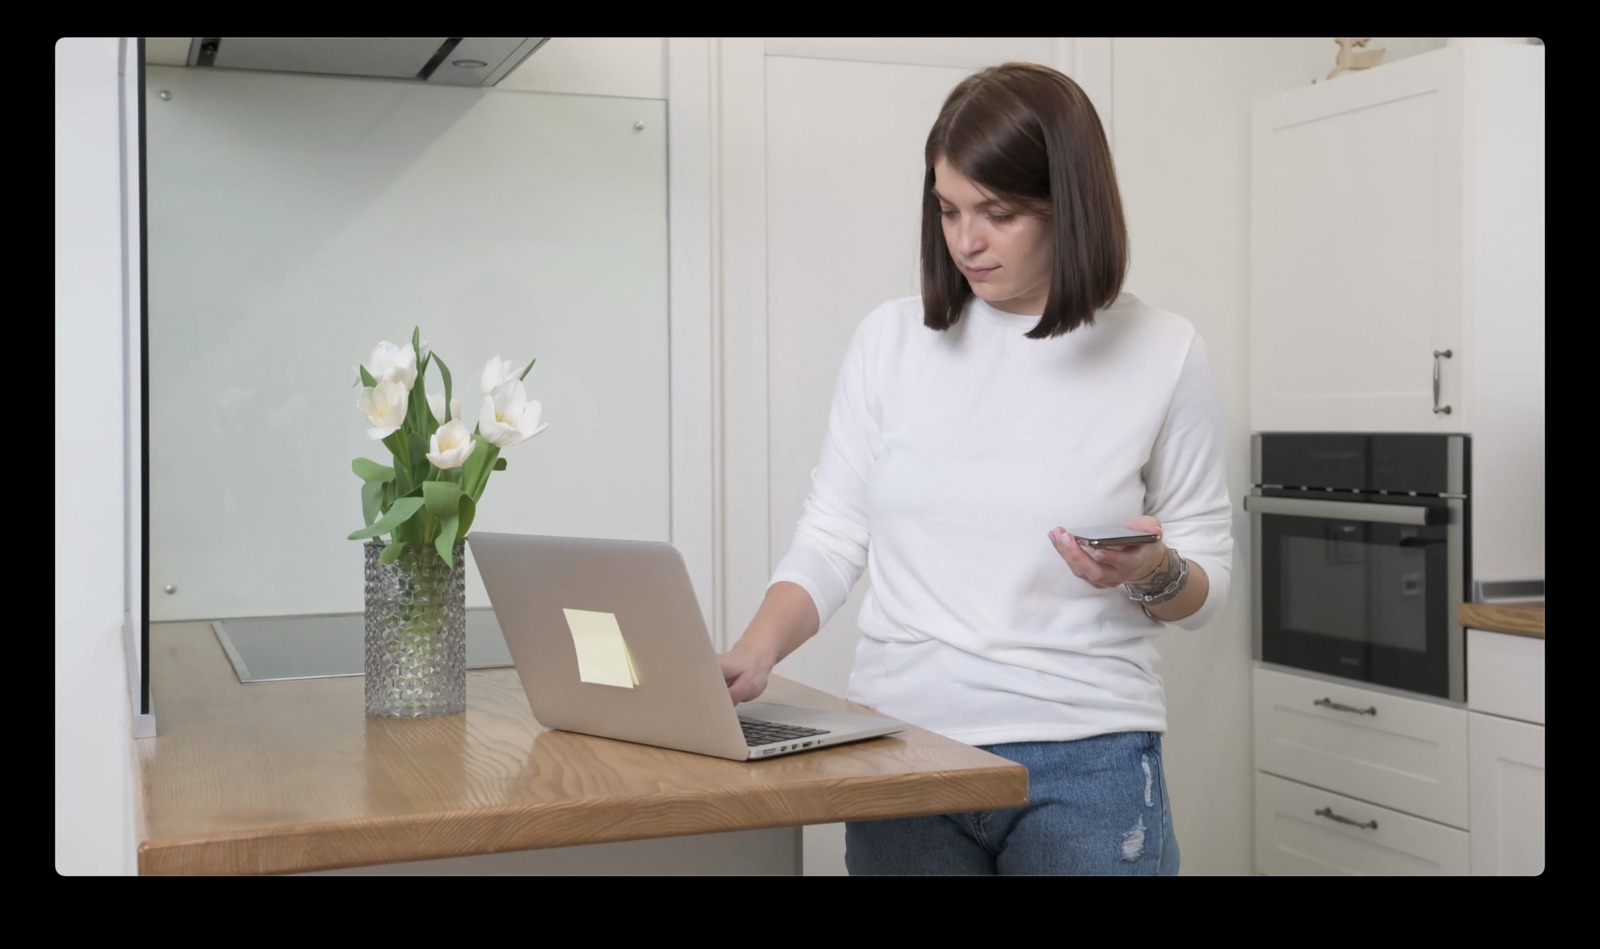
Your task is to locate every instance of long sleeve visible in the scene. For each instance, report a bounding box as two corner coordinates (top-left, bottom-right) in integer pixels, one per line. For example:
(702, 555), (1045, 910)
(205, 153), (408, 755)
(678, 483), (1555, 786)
(1141, 332), (1234, 632)
(768, 311), (884, 628)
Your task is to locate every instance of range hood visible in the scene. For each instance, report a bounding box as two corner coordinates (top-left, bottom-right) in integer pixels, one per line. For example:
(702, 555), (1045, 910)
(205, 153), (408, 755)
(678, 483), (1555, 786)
(172, 38), (549, 87)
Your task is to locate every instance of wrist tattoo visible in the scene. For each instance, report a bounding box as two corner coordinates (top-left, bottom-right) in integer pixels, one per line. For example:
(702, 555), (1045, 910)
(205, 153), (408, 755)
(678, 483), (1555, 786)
(1129, 546), (1183, 594)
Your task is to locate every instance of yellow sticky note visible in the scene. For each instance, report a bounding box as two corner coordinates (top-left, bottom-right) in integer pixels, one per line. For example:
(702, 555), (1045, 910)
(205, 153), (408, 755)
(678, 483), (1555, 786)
(562, 609), (639, 689)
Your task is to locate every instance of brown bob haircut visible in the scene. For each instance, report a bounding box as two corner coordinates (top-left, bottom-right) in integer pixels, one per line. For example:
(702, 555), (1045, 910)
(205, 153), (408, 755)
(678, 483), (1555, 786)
(921, 62), (1128, 339)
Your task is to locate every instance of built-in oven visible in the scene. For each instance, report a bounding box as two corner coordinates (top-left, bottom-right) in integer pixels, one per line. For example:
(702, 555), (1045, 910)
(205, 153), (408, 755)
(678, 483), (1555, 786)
(1246, 434), (1468, 702)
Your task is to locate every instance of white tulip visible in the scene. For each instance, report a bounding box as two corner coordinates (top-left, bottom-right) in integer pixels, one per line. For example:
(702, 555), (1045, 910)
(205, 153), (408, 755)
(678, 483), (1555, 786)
(428, 393), (463, 426)
(357, 380), (409, 440)
(364, 341), (418, 391)
(480, 355), (520, 397)
(478, 380), (549, 448)
(426, 419), (474, 469)
(419, 340), (432, 360)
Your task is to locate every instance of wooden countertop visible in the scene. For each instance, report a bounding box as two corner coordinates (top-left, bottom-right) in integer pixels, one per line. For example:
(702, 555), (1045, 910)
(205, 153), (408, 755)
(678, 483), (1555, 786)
(1460, 601), (1545, 639)
(135, 623), (1028, 875)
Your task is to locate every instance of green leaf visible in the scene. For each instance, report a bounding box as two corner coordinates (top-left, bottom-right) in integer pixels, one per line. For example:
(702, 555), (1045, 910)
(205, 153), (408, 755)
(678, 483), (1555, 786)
(352, 457), (395, 483)
(434, 514), (461, 568)
(412, 326), (422, 360)
(405, 376), (427, 436)
(433, 354), (453, 421)
(422, 480), (466, 522)
(387, 432), (415, 497)
(377, 541), (408, 564)
(456, 491), (478, 539)
(359, 364), (377, 388)
(493, 458), (507, 471)
(348, 496), (425, 541)
(459, 435), (495, 501)
(361, 480), (384, 527)
(383, 430), (409, 468)
(519, 357), (537, 381)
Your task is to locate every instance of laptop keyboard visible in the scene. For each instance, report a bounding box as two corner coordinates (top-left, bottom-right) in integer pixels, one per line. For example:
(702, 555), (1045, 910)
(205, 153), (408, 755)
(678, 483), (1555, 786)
(740, 718), (830, 748)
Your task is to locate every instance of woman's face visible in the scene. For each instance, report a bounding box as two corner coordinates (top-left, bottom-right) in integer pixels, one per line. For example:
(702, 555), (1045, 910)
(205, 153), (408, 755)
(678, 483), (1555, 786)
(933, 156), (1053, 316)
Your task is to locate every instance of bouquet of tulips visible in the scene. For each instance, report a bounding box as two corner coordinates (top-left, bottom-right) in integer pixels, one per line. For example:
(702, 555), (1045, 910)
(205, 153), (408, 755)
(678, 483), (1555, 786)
(347, 328), (547, 567)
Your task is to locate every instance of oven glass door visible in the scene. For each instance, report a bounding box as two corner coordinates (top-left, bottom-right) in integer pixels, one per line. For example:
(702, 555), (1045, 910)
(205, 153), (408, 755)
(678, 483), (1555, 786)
(1257, 504), (1451, 697)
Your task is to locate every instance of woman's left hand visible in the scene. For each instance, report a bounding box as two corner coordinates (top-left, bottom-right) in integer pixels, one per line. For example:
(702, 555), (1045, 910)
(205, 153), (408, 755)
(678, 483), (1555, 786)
(1050, 515), (1168, 589)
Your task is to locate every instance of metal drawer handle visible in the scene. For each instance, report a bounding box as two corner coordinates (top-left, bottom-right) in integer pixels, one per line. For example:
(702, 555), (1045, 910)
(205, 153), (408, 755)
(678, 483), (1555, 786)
(1316, 807), (1378, 830)
(1432, 349), (1453, 415)
(1314, 697), (1377, 716)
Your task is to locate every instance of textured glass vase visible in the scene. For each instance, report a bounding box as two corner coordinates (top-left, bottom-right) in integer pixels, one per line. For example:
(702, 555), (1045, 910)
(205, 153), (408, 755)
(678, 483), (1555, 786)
(364, 540), (467, 717)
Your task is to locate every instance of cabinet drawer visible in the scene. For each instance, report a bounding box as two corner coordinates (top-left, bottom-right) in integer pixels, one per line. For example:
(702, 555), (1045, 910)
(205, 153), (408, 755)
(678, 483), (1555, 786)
(1255, 772), (1470, 875)
(1467, 628), (1544, 725)
(1254, 666), (1469, 828)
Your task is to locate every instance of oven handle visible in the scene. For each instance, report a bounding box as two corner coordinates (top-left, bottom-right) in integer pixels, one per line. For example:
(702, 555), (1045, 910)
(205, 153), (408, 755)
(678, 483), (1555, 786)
(1243, 495), (1446, 526)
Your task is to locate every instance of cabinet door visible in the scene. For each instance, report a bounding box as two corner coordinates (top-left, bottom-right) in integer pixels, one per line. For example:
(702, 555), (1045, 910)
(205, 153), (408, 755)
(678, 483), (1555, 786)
(1251, 47), (1465, 432)
(1469, 712), (1545, 875)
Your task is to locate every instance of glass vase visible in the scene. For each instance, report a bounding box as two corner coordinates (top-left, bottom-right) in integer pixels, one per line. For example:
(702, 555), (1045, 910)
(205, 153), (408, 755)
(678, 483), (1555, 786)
(363, 540), (467, 717)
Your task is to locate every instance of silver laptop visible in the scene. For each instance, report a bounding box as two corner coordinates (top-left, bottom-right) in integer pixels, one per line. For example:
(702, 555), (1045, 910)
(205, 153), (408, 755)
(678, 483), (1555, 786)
(468, 532), (906, 761)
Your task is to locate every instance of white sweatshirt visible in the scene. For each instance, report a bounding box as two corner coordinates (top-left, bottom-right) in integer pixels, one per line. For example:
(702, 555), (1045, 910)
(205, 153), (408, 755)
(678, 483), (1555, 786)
(768, 292), (1233, 746)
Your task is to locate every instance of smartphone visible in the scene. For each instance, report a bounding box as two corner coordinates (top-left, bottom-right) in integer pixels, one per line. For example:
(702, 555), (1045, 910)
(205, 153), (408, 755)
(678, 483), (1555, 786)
(1067, 526), (1162, 549)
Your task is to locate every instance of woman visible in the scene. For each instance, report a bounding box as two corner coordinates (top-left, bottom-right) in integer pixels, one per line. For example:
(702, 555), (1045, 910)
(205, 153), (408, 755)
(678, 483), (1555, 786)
(718, 62), (1232, 875)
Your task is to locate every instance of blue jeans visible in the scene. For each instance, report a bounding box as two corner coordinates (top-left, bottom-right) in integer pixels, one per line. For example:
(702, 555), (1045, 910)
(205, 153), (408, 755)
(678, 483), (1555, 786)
(845, 731), (1180, 875)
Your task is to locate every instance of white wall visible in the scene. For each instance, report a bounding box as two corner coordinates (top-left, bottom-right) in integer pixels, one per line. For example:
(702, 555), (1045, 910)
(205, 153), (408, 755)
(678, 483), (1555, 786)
(1368, 37), (1449, 65)
(499, 38), (665, 99)
(55, 37), (138, 875)
(1111, 37), (1440, 874)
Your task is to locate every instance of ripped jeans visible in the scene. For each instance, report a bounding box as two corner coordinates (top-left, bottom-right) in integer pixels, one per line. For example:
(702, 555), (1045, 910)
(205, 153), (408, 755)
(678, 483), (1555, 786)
(844, 731), (1180, 875)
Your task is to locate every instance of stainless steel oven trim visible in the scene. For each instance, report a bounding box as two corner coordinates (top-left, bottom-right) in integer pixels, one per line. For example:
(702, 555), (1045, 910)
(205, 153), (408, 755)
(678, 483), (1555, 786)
(1473, 579), (1544, 602)
(1242, 495), (1436, 525)
(1447, 497), (1465, 702)
(1252, 494), (1263, 661)
(1448, 434), (1466, 497)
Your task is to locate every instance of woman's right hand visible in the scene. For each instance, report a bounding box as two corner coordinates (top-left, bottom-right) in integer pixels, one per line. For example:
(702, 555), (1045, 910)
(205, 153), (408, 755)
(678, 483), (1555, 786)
(717, 583), (818, 705)
(718, 642), (777, 705)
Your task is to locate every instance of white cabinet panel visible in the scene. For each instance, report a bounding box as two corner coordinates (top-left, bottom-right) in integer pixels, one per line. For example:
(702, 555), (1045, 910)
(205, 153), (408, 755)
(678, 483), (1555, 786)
(1469, 711), (1545, 875)
(1466, 628), (1544, 725)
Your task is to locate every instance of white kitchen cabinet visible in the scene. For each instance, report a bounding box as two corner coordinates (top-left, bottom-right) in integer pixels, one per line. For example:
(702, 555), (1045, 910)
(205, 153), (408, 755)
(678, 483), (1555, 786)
(1253, 665), (1469, 829)
(1249, 42), (1544, 584)
(1250, 42), (1542, 435)
(1465, 626), (1545, 875)
(1468, 711), (1545, 875)
(1255, 772), (1470, 876)
(1466, 628), (1544, 725)
(1252, 49), (1463, 432)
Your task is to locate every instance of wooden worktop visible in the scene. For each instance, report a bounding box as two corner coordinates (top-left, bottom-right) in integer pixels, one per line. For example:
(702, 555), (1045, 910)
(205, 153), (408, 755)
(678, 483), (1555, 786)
(135, 623), (1028, 875)
(1459, 601), (1545, 639)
